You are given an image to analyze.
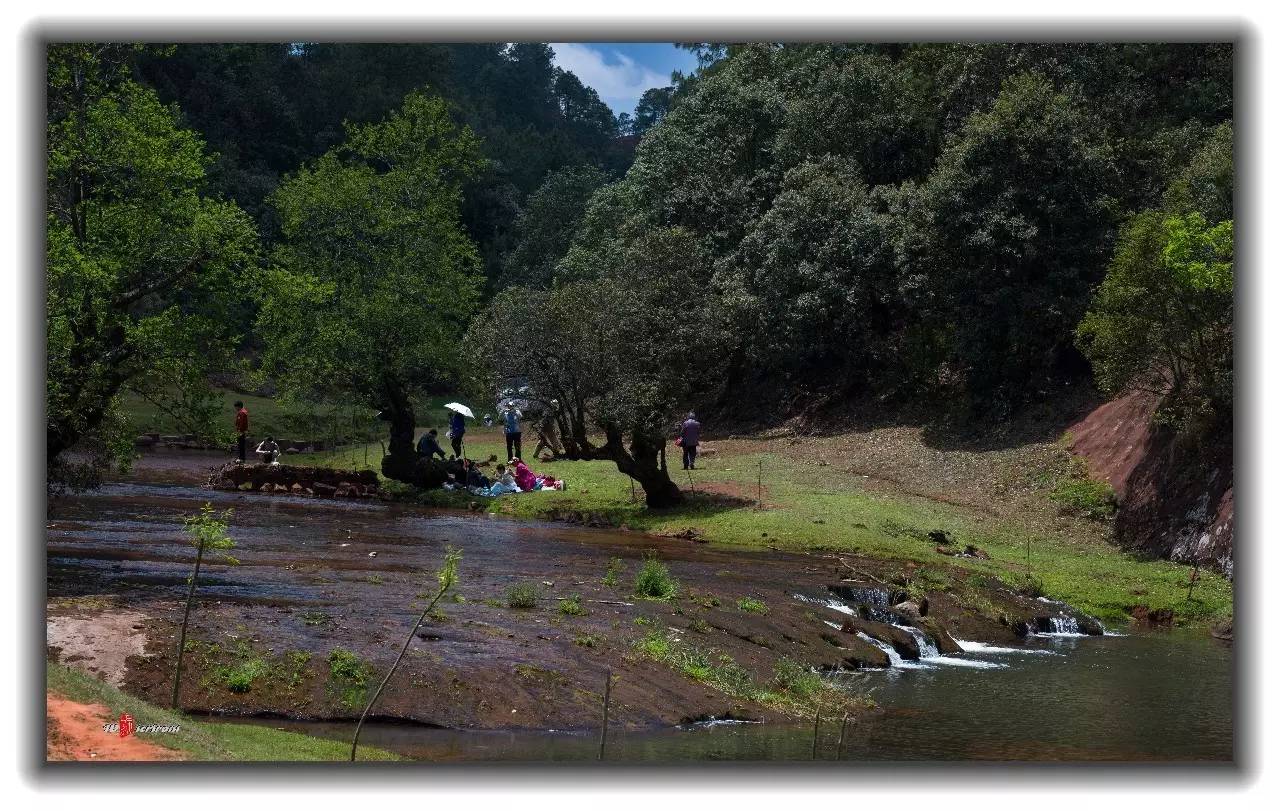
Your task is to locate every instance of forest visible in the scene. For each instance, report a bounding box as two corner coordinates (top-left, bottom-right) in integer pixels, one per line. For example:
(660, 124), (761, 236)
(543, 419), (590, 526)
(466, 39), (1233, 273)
(47, 42), (1233, 506)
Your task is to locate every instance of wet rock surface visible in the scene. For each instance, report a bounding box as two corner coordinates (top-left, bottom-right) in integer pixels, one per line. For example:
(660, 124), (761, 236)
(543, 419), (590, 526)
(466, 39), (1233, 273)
(47, 452), (1105, 733)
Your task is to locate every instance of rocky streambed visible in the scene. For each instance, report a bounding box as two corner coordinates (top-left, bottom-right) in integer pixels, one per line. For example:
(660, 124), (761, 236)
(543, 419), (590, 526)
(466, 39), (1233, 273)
(44, 453), (1232, 760)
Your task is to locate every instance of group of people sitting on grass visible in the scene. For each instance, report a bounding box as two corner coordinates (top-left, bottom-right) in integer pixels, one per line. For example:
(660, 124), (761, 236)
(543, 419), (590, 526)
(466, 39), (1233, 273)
(415, 427), (564, 497)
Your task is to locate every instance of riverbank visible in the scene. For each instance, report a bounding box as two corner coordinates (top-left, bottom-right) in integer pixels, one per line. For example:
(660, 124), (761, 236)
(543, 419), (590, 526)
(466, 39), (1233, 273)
(296, 420), (1232, 627)
(46, 663), (400, 761)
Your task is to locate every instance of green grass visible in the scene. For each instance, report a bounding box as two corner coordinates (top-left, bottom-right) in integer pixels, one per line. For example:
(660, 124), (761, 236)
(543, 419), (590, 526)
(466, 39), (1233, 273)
(634, 552), (679, 600)
(301, 426), (1232, 625)
(1050, 478), (1119, 520)
(629, 631), (865, 717)
(47, 663), (400, 761)
(326, 648), (374, 709)
(736, 597), (768, 614)
(505, 583), (541, 609)
(558, 595), (587, 616)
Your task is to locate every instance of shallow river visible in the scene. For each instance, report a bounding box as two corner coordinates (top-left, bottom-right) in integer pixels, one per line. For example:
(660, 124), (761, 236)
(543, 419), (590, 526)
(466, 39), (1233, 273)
(48, 460), (1233, 762)
(239, 629), (1231, 761)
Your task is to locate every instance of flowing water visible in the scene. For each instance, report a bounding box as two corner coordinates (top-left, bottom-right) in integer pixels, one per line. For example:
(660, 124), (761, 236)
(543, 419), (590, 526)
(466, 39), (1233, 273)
(234, 628), (1230, 762)
(48, 464), (1233, 762)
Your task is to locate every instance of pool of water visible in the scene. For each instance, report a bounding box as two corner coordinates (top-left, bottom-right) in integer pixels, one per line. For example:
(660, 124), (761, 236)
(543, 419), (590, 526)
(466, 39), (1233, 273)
(237, 630), (1231, 762)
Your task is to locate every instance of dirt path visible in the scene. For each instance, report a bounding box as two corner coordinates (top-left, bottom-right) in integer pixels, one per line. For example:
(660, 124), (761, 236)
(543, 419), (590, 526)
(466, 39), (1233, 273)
(46, 693), (183, 761)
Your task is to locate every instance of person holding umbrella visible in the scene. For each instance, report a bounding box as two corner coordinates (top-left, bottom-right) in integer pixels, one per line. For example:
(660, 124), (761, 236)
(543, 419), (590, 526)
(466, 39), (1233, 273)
(444, 402), (473, 458)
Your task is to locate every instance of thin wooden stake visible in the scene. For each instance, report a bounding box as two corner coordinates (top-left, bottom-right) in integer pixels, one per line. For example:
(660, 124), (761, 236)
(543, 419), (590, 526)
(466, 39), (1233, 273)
(757, 459), (763, 509)
(811, 709), (821, 759)
(598, 670), (612, 761)
(629, 477), (636, 503)
(836, 713), (849, 760)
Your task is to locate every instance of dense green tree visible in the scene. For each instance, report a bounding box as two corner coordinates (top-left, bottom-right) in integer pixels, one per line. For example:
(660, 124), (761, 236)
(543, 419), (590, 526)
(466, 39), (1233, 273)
(727, 157), (901, 390)
(256, 91), (485, 481)
(632, 86), (675, 136)
(501, 165), (610, 288)
(899, 73), (1116, 412)
(1076, 210), (1233, 431)
(47, 44), (258, 482)
(470, 228), (729, 506)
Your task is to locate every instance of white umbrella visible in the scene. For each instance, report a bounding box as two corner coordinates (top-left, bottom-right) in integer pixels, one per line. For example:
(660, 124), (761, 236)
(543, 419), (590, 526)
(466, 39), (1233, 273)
(444, 402), (475, 419)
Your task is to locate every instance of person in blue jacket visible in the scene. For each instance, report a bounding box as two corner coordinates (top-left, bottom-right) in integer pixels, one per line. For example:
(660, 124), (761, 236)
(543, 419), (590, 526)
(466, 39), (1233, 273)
(448, 410), (466, 458)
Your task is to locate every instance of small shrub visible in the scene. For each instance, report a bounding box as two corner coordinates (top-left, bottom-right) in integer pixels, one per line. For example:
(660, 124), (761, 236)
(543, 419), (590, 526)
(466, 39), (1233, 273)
(634, 551), (678, 600)
(559, 595), (587, 616)
(365, 574), (383, 585)
(328, 648), (370, 686)
(689, 618), (711, 633)
(220, 659), (265, 693)
(699, 595), (721, 608)
(737, 597), (768, 614)
(633, 616), (653, 626)
(506, 583), (540, 609)
(1050, 478), (1118, 519)
(574, 633), (601, 648)
(603, 557), (624, 588)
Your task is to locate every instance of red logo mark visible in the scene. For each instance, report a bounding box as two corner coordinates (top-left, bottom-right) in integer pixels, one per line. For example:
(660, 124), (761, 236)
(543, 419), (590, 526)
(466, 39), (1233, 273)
(118, 713), (135, 739)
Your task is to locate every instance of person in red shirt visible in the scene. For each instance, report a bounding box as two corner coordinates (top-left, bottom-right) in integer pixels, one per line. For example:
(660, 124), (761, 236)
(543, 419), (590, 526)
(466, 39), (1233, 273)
(234, 401), (249, 463)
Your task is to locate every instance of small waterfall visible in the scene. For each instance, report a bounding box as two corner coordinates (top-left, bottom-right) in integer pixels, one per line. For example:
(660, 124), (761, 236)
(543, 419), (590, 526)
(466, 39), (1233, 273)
(897, 625), (939, 658)
(856, 632), (927, 669)
(1035, 615), (1084, 635)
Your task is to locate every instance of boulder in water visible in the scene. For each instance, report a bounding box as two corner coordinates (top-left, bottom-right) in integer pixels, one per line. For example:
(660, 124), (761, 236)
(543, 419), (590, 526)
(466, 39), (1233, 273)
(914, 616), (963, 654)
(839, 617), (922, 659)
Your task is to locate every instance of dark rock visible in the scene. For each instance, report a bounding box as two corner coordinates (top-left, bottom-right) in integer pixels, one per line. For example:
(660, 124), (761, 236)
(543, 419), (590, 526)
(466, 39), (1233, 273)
(929, 529), (953, 545)
(831, 633), (890, 668)
(1210, 618), (1233, 642)
(839, 617), (921, 658)
(290, 483), (304, 494)
(134, 435), (156, 447)
(914, 617), (963, 654)
(892, 600), (922, 620)
(313, 482), (337, 497)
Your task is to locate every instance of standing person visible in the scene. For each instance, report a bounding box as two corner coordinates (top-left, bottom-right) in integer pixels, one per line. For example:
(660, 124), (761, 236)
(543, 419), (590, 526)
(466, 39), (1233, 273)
(502, 401), (523, 462)
(679, 411), (702, 470)
(532, 399), (561, 460)
(233, 400), (249, 463)
(448, 410), (466, 458)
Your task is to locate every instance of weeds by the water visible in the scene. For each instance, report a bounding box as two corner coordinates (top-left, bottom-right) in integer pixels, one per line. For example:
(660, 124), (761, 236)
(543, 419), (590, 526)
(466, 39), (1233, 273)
(559, 595), (587, 616)
(574, 633), (601, 648)
(634, 551), (678, 600)
(737, 597), (768, 614)
(631, 629), (866, 718)
(506, 583), (540, 609)
(603, 557), (624, 588)
(327, 648), (373, 709)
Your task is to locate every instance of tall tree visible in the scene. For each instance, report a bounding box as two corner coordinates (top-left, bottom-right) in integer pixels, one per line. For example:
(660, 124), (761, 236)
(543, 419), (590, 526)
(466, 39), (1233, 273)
(501, 165), (610, 288)
(256, 91), (485, 481)
(47, 44), (257, 481)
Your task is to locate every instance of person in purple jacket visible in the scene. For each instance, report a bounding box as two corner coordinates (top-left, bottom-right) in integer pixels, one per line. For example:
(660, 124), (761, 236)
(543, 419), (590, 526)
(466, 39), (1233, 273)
(679, 411), (701, 470)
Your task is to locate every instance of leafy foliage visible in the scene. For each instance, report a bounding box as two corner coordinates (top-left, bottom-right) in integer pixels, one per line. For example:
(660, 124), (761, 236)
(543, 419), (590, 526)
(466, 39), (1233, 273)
(1076, 211), (1233, 430)
(256, 91), (485, 476)
(634, 552), (678, 600)
(46, 44), (257, 480)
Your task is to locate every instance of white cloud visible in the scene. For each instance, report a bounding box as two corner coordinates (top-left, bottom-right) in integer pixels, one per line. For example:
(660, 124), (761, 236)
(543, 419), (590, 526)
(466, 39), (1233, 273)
(550, 43), (669, 114)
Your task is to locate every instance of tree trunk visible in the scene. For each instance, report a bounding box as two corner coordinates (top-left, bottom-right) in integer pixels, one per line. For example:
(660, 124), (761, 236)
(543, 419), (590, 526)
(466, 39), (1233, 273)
(599, 426), (683, 508)
(379, 378), (417, 483)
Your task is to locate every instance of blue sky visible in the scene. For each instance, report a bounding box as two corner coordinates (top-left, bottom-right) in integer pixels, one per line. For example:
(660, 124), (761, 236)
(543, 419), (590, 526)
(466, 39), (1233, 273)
(549, 43), (699, 117)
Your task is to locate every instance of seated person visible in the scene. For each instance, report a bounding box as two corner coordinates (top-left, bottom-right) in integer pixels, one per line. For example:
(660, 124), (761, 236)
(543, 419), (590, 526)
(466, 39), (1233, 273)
(465, 459), (490, 490)
(416, 428), (447, 460)
(255, 437), (281, 464)
(512, 458), (537, 491)
(482, 465), (521, 496)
